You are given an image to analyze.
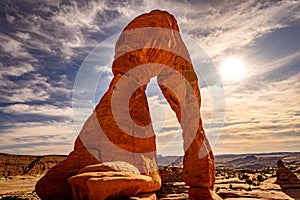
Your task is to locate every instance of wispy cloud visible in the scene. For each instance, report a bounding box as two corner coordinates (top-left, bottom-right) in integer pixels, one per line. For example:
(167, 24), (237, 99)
(1, 104), (73, 119)
(214, 72), (300, 154)
(0, 34), (31, 58)
(0, 73), (71, 103)
(0, 0), (299, 155)
(0, 121), (76, 155)
(0, 63), (35, 78)
(175, 0), (300, 59)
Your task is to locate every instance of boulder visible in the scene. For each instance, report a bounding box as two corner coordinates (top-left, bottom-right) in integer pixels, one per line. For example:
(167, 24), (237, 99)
(68, 162), (158, 199)
(69, 171), (153, 200)
(35, 145), (99, 200)
(189, 188), (223, 200)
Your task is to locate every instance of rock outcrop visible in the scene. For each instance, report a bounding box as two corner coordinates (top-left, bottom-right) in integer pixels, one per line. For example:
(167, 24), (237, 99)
(69, 162), (156, 200)
(0, 153), (66, 178)
(36, 10), (216, 200)
(275, 160), (300, 199)
(276, 160), (299, 184)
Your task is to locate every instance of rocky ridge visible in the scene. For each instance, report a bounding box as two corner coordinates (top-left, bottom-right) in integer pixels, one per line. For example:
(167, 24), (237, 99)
(170, 152), (300, 170)
(0, 153), (66, 178)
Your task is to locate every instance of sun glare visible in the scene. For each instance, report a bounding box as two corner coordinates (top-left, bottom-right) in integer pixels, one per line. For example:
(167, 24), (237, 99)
(219, 57), (246, 82)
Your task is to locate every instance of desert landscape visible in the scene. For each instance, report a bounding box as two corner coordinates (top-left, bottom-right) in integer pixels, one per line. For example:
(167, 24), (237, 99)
(1, 0), (300, 199)
(1, 152), (299, 200)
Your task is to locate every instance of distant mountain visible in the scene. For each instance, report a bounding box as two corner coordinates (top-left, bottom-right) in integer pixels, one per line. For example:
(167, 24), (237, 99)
(157, 155), (181, 166)
(216, 152), (300, 169)
(161, 152), (300, 170)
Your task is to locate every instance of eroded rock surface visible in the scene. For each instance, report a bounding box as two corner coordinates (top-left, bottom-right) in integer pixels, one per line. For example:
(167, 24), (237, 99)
(69, 162), (155, 200)
(275, 160), (300, 199)
(0, 153), (66, 178)
(36, 9), (216, 200)
(78, 161), (140, 174)
(276, 160), (299, 184)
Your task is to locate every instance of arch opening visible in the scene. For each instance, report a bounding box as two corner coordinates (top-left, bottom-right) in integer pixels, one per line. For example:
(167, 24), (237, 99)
(146, 76), (183, 158)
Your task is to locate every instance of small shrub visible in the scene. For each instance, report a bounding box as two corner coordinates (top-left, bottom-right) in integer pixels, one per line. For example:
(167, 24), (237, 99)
(245, 179), (253, 185)
(257, 174), (264, 182)
(253, 181), (260, 186)
(242, 174), (249, 180)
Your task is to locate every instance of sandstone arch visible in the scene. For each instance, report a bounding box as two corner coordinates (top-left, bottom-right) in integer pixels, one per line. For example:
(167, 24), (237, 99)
(36, 10), (216, 200)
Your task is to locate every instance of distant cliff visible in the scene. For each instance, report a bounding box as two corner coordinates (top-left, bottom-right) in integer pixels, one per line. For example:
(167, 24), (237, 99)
(0, 153), (66, 177)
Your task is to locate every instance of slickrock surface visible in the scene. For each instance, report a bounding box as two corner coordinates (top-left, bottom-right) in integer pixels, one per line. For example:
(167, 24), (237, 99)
(36, 9), (215, 200)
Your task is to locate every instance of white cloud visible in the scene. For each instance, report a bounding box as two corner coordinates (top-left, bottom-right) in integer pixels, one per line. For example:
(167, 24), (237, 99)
(4, 88), (50, 103)
(15, 32), (31, 40)
(0, 34), (33, 59)
(6, 14), (15, 23)
(2, 0), (299, 63)
(0, 72), (71, 103)
(0, 1), (104, 61)
(121, 0), (299, 63)
(2, 104), (73, 119)
(177, 0), (300, 59)
(0, 63), (35, 78)
(213, 72), (300, 154)
(52, 1), (104, 32)
(1, 0), (299, 156)
(252, 51), (300, 76)
(25, 0), (110, 60)
(0, 121), (76, 155)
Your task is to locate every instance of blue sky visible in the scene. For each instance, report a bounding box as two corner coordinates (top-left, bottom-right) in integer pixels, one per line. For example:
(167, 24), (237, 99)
(0, 0), (299, 155)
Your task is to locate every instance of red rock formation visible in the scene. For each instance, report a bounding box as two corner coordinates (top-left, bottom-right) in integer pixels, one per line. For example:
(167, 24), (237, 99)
(36, 10), (216, 200)
(275, 159), (300, 199)
(69, 162), (156, 200)
(276, 160), (299, 184)
(35, 143), (99, 200)
(77, 162), (140, 174)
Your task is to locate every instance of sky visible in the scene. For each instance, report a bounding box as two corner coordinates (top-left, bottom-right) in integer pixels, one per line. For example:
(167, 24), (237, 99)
(0, 0), (299, 156)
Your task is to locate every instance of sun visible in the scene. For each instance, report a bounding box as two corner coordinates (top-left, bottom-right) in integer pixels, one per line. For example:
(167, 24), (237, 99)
(219, 57), (246, 82)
